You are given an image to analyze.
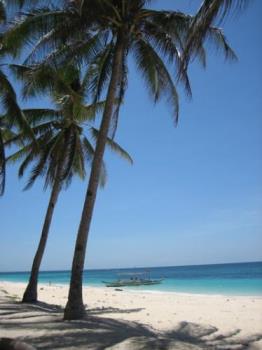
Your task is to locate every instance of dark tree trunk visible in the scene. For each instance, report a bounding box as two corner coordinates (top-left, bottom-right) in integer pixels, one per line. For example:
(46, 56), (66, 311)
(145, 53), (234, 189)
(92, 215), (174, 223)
(22, 174), (62, 303)
(64, 35), (124, 320)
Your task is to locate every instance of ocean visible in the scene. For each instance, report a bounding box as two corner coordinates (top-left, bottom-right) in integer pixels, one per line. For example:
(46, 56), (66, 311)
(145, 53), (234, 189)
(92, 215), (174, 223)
(0, 261), (262, 296)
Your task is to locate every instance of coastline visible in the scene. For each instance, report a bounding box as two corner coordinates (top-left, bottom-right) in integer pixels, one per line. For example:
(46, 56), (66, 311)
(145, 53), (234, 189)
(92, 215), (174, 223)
(1, 278), (262, 298)
(1, 280), (262, 347)
(1, 261), (261, 298)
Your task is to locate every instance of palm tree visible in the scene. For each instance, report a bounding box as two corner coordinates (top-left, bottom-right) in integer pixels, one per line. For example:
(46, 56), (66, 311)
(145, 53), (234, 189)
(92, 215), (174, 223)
(0, 1), (18, 195)
(2, 0), (248, 319)
(0, 113), (19, 195)
(6, 63), (132, 303)
(62, 0), (240, 320)
(0, 66), (35, 195)
(0, 1), (35, 195)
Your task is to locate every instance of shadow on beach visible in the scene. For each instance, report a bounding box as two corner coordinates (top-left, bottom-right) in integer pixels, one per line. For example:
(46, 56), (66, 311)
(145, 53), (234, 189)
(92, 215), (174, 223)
(0, 294), (262, 350)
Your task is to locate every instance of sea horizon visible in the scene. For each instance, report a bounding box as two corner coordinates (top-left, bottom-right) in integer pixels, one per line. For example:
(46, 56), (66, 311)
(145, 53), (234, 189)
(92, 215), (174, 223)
(1, 259), (261, 274)
(1, 261), (262, 296)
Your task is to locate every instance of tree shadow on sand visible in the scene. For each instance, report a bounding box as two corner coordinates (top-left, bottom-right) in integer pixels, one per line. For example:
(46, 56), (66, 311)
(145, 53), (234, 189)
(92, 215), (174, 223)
(88, 306), (145, 315)
(0, 297), (261, 350)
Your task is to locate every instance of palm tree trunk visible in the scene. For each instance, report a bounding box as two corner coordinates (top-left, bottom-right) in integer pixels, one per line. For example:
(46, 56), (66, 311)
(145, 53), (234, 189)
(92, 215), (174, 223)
(22, 174), (62, 303)
(64, 35), (125, 320)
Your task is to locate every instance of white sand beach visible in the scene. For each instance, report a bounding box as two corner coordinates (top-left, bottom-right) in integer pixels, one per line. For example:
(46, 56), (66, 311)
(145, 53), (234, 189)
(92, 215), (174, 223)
(0, 281), (262, 349)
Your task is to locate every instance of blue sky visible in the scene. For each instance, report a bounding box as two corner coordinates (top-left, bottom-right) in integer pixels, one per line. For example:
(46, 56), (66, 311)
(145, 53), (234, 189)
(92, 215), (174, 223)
(0, 0), (261, 272)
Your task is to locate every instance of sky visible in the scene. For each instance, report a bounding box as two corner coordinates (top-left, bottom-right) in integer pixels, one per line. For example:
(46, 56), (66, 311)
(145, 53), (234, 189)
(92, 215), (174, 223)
(0, 0), (261, 272)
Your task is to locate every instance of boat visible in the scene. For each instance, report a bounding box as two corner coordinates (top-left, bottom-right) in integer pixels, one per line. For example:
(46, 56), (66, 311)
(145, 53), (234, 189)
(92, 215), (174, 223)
(102, 279), (163, 287)
(102, 271), (163, 287)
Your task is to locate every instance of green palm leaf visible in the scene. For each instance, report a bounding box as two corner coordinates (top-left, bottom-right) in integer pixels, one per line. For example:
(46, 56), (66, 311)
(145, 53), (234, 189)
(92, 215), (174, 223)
(91, 127), (133, 164)
(0, 0), (6, 23)
(0, 128), (5, 195)
(3, 7), (68, 58)
(132, 39), (180, 123)
(182, 0), (250, 69)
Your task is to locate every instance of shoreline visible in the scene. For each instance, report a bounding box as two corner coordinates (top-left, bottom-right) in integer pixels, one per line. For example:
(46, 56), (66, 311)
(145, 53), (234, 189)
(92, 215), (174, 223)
(1, 279), (262, 299)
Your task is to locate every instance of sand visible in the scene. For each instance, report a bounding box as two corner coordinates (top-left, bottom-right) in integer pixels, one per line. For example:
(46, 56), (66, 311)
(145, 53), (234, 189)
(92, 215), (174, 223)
(0, 281), (262, 349)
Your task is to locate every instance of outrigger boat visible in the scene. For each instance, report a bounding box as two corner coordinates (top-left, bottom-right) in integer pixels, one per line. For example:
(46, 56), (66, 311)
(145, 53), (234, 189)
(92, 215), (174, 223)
(102, 271), (163, 287)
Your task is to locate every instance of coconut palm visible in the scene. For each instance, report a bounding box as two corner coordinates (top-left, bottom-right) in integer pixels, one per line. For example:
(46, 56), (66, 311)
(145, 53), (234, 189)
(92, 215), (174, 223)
(2, 0), (249, 319)
(0, 65), (35, 195)
(0, 2), (18, 195)
(6, 63), (132, 303)
(0, 113), (20, 195)
(60, 0), (240, 320)
(0, 1), (35, 195)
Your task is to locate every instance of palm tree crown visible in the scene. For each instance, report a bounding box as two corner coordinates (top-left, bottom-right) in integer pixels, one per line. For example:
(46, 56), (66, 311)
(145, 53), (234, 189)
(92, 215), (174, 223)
(7, 63), (132, 190)
(3, 0), (246, 129)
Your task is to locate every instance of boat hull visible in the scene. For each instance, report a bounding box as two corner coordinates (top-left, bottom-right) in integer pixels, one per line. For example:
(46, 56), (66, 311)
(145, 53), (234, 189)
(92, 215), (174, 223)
(102, 279), (163, 287)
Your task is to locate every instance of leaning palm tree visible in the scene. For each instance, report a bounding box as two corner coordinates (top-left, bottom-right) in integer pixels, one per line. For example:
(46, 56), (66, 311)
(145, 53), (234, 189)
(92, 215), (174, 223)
(2, 0), (249, 319)
(61, 0), (240, 320)
(6, 63), (132, 303)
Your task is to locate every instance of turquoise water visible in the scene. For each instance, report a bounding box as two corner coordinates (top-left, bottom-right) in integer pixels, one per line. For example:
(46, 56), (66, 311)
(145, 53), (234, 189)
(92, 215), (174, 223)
(0, 262), (262, 296)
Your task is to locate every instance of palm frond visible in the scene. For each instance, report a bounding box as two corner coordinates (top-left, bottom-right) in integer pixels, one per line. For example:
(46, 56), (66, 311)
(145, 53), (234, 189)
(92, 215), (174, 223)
(141, 18), (192, 96)
(3, 7), (68, 58)
(18, 150), (37, 178)
(23, 108), (62, 125)
(0, 68), (35, 140)
(11, 64), (62, 99)
(182, 0), (250, 69)
(83, 41), (114, 103)
(76, 100), (106, 122)
(24, 136), (54, 190)
(1, 129), (19, 145)
(82, 135), (95, 164)
(31, 122), (56, 137)
(0, 0), (6, 23)
(206, 26), (237, 61)
(196, 44), (207, 68)
(91, 127), (133, 164)
(6, 142), (34, 164)
(73, 134), (86, 180)
(36, 30), (108, 71)
(132, 39), (180, 123)
(0, 130), (6, 195)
